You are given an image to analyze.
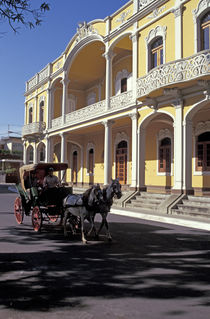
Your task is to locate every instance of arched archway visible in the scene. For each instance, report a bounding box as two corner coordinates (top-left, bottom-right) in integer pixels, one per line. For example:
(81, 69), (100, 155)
(37, 142), (46, 163)
(138, 111), (174, 192)
(26, 145), (34, 164)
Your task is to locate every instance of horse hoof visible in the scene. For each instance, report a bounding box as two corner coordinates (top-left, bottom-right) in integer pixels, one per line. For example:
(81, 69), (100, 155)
(108, 237), (112, 242)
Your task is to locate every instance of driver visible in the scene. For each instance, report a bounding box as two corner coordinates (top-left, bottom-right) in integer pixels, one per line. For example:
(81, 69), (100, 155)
(43, 167), (60, 189)
(42, 167), (61, 205)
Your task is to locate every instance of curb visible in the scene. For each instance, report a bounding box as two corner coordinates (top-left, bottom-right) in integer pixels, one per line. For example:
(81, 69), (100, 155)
(111, 207), (210, 232)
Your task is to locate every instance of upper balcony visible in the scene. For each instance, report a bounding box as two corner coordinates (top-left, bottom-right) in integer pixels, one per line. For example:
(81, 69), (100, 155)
(22, 122), (46, 138)
(136, 50), (210, 98)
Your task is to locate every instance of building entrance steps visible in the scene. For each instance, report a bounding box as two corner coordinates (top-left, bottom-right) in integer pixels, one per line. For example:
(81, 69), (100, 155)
(171, 195), (210, 219)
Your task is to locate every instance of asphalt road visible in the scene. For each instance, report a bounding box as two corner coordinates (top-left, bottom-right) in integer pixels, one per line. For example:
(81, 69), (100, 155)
(1, 188), (210, 318)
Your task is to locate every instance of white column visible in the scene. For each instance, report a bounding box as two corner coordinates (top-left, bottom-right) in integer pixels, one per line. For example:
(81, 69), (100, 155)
(104, 51), (114, 110)
(133, 0), (139, 13)
(80, 146), (84, 184)
(103, 120), (114, 185)
(23, 139), (27, 164)
(61, 75), (69, 125)
(173, 98), (183, 192)
(33, 142), (37, 164)
(138, 126), (146, 190)
(173, 4), (183, 59)
(34, 95), (38, 123)
(130, 111), (138, 188)
(131, 31), (138, 100)
(45, 135), (52, 163)
(60, 132), (67, 163)
(46, 87), (52, 130)
(183, 119), (193, 193)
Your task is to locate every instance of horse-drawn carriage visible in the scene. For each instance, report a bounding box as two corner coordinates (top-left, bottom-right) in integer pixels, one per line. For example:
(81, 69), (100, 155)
(14, 161), (122, 243)
(14, 162), (72, 232)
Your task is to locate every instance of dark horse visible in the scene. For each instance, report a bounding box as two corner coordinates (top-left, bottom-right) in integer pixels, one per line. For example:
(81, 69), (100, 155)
(63, 184), (103, 243)
(88, 178), (122, 241)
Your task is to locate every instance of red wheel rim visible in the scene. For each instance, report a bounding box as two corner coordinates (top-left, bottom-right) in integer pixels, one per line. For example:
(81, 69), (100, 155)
(14, 197), (24, 224)
(32, 206), (42, 232)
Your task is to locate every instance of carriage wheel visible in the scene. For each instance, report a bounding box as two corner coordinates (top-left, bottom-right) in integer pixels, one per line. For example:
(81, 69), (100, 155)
(14, 197), (24, 224)
(32, 206), (42, 232)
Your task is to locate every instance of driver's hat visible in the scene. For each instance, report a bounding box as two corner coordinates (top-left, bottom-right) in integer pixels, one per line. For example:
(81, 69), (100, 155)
(48, 167), (54, 172)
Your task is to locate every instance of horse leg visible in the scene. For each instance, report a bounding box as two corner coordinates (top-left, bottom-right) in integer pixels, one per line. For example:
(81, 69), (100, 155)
(104, 218), (112, 241)
(87, 213), (97, 238)
(80, 209), (87, 244)
(63, 210), (68, 237)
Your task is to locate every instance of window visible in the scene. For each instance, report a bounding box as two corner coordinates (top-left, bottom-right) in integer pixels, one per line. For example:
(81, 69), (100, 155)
(196, 132), (210, 171)
(159, 137), (171, 173)
(151, 37), (163, 69)
(40, 101), (44, 122)
(88, 148), (94, 174)
(201, 12), (210, 50)
(29, 107), (33, 124)
(121, 78), (127, 93)
(116, 140), (127, 184)
(39, 144), (45, 162)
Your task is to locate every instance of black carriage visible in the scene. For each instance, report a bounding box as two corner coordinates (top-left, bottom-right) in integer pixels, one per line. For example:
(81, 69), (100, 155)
(14, 162), (72, 232)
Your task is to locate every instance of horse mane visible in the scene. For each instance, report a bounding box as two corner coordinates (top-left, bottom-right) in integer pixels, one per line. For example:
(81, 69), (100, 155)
(82, 187), (93, 206)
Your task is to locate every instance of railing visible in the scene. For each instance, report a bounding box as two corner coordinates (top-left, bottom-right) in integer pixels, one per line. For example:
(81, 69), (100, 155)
(22, 122), (46, 137)
(52, 116), (63, 129)
(137, 50), (210, 97)
(26, 65), (50, 92)
(65, 100), (106, 125)
(110, 90), (133, 110)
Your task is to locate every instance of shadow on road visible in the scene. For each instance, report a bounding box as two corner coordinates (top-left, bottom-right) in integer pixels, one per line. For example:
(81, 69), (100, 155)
(1, 218), (210, 312)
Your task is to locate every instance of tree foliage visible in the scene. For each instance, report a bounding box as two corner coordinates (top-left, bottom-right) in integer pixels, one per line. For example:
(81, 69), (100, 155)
(0, 0), (50, 32)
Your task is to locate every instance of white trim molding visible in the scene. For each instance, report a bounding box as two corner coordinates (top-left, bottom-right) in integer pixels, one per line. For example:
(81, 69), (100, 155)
(145, 25), (167, 72)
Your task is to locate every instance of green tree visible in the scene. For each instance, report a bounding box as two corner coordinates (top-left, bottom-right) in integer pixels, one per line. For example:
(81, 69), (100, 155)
(0, 0), (50, 32)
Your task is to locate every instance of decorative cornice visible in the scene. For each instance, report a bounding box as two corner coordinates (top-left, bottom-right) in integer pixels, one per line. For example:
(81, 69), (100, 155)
(75, 21), (98, 44)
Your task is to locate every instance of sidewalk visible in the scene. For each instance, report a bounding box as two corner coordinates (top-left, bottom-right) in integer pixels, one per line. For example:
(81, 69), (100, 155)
(111, 206), (210, 232)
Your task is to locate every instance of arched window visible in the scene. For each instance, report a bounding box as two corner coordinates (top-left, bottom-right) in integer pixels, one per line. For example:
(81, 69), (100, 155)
(196, 131), (210, 171)
(88, 148), (94, 174)
(151, 37), (163, 69)
(40, 100), (44, 122)
(29, 107), (33, 124)
(121, 78), (127, 93)
(159, 137), (171, 173)
(116, 140), (127, 184)
(201, 12), (210, 50)
(38, 143), (45, 162)
(27, 145), (34, 164)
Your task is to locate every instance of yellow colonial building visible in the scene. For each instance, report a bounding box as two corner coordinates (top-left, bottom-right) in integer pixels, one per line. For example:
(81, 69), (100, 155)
(22, 0), (210, 213)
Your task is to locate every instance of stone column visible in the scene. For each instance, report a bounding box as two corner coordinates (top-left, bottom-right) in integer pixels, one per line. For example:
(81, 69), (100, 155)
(33, 142), (37, 164)
(46, 87), (52, 130)
(23, 139), (27, 164)
(61, 75), (69, 125)
(60, 132), (67, 163)
(173, 98), (183, 192)
(173, 3), (183, 59)
(130, 31), (138, 100)
(183, 118), (193, 193)
(103, 120), (114, 185)
(138, 126), (146, 190)
(130, 110), (138, 189)
(104, 51), (114, 110)
(45, 135), (52, 163)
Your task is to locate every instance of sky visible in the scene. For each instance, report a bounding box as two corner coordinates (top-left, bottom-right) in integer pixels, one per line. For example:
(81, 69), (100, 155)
(0, 0), (128, 137)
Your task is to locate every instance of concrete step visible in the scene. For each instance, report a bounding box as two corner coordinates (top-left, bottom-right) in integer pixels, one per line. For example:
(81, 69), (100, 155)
(188, 195), (210, 203)
(176, 204), (210, 214)
(126, 203), (157, 212)
(171, 208), (210, 219)
(126, 202), (159, 210)
(138, 192), (169, 200)
(182, 199), (210, 208)
(130, 197), (163, 205)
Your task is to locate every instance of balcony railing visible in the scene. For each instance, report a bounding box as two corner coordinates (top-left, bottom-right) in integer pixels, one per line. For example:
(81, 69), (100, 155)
(65, 100), (106, 125)
(137, 50), (210, 98)
(110, 90), (133, 110)
(22, 122), (46, 137)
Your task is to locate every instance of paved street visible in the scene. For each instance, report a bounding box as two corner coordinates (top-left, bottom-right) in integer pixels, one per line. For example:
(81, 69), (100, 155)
(1, 187), (210, 318)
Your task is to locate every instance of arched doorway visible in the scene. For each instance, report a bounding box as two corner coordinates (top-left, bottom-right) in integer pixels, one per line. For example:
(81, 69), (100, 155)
(72, 151), (78, 184)
(116, 140), (127, 184)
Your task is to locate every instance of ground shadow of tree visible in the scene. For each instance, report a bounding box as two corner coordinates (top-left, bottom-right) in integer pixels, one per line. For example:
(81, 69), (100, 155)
(1, 218), (210, 312)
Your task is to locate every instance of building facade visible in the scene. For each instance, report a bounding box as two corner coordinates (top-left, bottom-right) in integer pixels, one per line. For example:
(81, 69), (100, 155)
(22, 0), (210, 197)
